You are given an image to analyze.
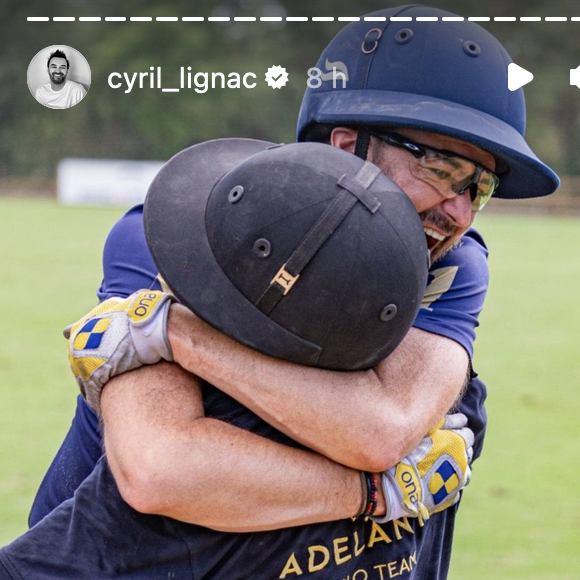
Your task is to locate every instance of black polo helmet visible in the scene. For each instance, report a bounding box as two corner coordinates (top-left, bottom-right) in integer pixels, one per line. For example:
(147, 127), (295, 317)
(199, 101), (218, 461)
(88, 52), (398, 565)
(144, 138), (428, 370)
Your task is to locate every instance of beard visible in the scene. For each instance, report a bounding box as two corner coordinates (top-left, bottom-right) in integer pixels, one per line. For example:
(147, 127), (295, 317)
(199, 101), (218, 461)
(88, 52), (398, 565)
(51, 72), (66, 84)
(431, 235), (463, 262)
(419, 208), (463, 262)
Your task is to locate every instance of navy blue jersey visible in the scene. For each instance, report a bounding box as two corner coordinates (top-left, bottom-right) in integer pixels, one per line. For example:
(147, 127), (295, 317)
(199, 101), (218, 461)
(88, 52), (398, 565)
(3, 454), (457, 580)
(4, 384), (469, 580)
(9, 205), (489, 579)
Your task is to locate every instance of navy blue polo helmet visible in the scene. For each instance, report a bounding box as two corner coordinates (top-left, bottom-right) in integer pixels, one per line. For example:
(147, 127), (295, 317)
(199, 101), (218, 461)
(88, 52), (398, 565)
(297, 5), (559, 199)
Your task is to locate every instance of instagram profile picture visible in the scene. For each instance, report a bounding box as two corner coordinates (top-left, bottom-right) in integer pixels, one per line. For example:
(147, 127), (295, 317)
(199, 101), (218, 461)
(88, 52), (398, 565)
(28, 45), (90, 109)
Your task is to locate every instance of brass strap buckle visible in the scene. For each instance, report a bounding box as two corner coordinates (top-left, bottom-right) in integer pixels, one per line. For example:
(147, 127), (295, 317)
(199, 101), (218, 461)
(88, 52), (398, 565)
(271, 264), (299, 296)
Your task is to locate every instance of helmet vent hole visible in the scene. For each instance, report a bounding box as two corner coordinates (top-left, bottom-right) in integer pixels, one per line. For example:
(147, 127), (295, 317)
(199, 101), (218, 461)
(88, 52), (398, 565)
(380, 304), (398, 322)
(394, 29), (414, 45)
(253, 238), (272, 259)
(463, 41), (481, 57)
(228, 185), (245, 203)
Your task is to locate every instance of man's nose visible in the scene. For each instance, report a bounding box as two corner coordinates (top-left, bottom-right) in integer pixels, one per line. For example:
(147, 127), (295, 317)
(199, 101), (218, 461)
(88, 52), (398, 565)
(441, 192), (473, 228)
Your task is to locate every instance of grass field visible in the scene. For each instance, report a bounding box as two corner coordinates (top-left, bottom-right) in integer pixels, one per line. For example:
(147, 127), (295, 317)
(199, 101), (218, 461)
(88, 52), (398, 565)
(0, 197), (579, 578)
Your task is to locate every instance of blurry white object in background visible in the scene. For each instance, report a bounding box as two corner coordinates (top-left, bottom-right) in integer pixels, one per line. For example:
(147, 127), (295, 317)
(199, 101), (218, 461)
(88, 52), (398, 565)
(57, 158), (164, 206)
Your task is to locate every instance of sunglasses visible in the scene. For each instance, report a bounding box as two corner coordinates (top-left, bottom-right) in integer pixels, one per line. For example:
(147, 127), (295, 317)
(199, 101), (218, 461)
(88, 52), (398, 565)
(370, 131), (500, 212)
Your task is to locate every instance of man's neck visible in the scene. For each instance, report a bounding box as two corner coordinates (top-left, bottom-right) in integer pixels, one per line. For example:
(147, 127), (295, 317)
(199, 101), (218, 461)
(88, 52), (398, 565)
(50, 80), (67, 92)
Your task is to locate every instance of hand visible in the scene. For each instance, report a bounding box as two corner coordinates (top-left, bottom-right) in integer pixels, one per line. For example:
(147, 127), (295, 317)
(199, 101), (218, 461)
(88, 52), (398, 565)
(374, 413), (474, 523)
(66, 290), (175, 414)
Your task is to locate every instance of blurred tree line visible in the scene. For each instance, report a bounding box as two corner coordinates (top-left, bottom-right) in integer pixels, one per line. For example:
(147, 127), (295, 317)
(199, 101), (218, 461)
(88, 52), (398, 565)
(1, 0), (580, 179)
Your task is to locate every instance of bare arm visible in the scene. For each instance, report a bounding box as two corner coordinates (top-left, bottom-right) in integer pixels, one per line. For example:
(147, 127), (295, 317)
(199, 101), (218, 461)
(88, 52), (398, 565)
(102, 362), (384, 532)
(167, 304), (469, 472)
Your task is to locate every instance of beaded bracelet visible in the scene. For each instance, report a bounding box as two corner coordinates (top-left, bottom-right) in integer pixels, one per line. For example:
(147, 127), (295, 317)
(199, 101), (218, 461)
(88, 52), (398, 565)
(352, 472), (378, 520)
(363, 472), (379, 520)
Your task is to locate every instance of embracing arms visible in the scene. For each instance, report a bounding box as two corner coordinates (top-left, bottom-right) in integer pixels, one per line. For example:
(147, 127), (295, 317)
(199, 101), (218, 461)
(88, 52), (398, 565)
(167, 302), (469, 472)
(69, 291), (472, 531)
(102, 363), (367, 532)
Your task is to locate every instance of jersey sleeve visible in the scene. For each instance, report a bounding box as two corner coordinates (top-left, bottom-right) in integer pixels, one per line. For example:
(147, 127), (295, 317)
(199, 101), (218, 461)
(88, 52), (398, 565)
(96, 204), (162, 300)
(412, 228), (489, 359)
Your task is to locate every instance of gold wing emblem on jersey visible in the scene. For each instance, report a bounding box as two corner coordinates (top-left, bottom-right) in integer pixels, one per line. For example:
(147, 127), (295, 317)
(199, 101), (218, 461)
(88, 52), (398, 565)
(421, 266), (459, 311)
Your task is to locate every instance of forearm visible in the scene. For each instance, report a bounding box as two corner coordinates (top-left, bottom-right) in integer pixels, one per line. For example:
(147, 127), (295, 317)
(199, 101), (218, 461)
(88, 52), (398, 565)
(102, 362), (382, 532)
(168, 305), (468, 471)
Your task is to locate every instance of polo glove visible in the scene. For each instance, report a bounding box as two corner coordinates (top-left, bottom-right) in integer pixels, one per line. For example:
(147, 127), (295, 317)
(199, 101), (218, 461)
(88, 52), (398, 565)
(374, 412), (474, 524)
(65, 290), (175, 414)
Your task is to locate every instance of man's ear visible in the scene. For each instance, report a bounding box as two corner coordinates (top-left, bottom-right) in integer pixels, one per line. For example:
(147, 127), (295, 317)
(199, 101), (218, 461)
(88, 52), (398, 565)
(330, 127), (359, 153)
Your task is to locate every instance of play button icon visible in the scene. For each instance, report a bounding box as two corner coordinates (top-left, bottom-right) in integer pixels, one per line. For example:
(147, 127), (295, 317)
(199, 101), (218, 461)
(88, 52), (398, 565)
(508, 63), (533, 91)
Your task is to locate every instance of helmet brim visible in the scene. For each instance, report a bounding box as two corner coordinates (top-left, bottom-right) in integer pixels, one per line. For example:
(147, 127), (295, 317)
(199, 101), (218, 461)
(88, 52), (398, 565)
(303, 90), (560, 199)
(144, 138), (325, 366)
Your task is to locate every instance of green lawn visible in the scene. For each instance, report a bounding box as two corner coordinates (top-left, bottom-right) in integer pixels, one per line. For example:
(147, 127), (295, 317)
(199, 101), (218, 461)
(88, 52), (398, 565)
(451, 212), (580, 579)
(0, 198), (579, 578)
(0, 198), (121, 541)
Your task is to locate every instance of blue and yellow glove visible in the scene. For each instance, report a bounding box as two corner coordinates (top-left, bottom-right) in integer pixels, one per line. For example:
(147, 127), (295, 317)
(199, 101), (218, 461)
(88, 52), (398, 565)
(65, 290), (175, 414)
(374, 413), (474, 523)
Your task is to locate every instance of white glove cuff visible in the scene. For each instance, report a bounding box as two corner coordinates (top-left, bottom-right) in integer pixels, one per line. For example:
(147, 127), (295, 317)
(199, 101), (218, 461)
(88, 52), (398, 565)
(371, 470), (408, 524)
(130, 297), (174, 363)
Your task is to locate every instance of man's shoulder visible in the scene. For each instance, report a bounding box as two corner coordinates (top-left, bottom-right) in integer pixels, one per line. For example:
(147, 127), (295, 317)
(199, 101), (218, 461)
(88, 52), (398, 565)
(35, 82), (52, 96)
(416, 227), (489, 356)
(98, 204), (161, 301)
(431, 228), (488, 272)
(425, 227), (489, 305)
(66, 80), (86, 94)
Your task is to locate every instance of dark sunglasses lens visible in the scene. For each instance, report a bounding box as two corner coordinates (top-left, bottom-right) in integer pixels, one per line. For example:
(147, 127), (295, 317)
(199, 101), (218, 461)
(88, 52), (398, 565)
(468, 183), (479, 203)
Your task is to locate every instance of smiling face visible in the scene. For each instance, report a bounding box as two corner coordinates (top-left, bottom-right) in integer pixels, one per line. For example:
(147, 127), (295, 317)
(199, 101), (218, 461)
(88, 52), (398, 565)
(48, 57), (68, 86)
(331, 127), (497, 262)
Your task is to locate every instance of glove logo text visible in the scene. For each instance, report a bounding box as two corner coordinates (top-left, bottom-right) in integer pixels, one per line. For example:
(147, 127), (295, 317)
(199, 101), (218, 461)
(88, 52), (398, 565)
(130, 292), (162, 320)
(395, 464), (420, 507)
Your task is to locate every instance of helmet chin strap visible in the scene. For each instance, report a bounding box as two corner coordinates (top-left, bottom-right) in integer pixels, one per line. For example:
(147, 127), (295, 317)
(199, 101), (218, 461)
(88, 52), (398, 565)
(354, 128), (371, 160)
